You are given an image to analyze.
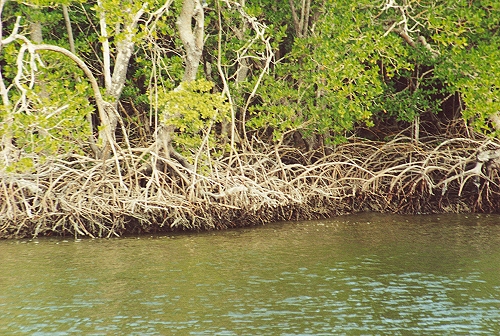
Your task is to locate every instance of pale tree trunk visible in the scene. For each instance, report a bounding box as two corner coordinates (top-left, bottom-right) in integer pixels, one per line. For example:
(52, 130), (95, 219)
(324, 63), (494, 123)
(96, 2), (146, 158)
(288, 0), (312, 37)
(0, 0), (11, 107)
(29, 12), (50, 102)
(156, 0), (204, 170)
(177, 0), (204, 82)
(0, 0), (14, 163)
(95, 0), (116, 159)
(97, 0), (112, 90)
(0, 68), (8, 107)
(97, 1), (146, 100)
(231, 0), (249, 140)
(62, 5), (75, 53)
(108, 8), (144, 103)
(30, 21), (42, 43)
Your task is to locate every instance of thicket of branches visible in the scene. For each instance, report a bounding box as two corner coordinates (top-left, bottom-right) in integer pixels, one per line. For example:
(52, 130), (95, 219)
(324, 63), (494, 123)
(2, 122), (500, 238)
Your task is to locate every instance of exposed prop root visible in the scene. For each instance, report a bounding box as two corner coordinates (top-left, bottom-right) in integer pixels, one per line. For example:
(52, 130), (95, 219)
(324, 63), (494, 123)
(1, 132), (500, 238)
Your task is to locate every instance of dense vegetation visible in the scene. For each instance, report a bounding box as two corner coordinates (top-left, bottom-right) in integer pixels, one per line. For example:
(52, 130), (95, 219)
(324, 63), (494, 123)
(1, 0), (500, 238)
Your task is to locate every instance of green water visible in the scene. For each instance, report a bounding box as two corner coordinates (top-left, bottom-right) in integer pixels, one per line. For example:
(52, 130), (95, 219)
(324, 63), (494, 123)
(1, 213), (499, 335)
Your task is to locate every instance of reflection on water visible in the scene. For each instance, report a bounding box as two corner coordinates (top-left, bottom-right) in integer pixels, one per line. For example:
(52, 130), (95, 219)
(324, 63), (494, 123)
(1, 213), (499, 335)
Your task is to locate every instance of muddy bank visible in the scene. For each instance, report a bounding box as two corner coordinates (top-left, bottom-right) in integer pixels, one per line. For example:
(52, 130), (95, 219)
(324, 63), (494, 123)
(1, 134), (499, 239)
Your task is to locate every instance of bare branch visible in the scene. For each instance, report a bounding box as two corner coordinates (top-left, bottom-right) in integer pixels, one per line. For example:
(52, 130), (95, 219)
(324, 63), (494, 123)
(1, 16), (22, 45)
(381, 0), (439, 58)
(62, 5), (75, 53)
(97, 0), (112, 89)
(288, 0), (301, 37)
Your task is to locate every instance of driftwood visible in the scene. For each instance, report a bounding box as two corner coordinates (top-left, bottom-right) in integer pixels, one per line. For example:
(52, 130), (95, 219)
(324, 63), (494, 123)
(1, 131), (500, 239)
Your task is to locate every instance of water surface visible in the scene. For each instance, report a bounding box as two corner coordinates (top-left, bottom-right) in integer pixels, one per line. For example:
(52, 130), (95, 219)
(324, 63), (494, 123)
(1, 213), (499, 335)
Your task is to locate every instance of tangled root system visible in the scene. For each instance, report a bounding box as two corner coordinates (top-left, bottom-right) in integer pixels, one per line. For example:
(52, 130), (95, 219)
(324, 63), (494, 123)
(2, 131), (500, 238)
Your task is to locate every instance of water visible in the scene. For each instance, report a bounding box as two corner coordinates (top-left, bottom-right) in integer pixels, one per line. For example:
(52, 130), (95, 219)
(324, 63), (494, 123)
(1, 213), (499, 335)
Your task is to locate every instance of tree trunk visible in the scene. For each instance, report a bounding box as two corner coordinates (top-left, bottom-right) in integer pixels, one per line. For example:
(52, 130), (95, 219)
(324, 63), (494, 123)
(62, 5), (75, 53)
(288, 0), (312, 37)
(107, 5), (145, 102)
(30, 21), (42, 43)
(228, 0), (248, 142)
(0, 0), (11, 107)
(97, 0), (112, 90)
(0, 7), (20, 163)
(156, 0), (205, 170)
(95, 2), (146, 158)
(177, 0), (204, 82)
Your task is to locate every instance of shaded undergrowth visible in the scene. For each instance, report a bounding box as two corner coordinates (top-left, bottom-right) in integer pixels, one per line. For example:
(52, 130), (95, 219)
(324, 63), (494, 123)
(2, 130), (500, 238)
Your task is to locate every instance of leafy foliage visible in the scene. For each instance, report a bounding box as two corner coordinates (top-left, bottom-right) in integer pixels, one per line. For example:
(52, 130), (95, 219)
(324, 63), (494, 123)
(2, 0), (500, 172)
(158, 79), (230, 158)
(0, 2), (93, 167)
(429, 0), (500, 135)
(246, 0), (500, 143)
(248, 1), (384, 144)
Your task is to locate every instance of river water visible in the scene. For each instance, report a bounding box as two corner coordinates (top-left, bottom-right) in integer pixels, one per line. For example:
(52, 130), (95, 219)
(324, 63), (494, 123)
(1, 213), (499, 335)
